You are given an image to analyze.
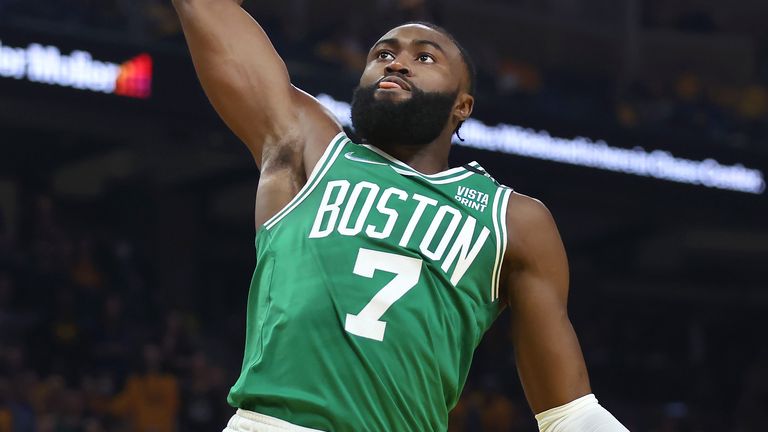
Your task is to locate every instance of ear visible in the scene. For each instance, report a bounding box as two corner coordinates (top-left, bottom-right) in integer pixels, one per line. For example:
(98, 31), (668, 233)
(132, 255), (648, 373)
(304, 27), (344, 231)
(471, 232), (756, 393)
(454, 93), (474, 122)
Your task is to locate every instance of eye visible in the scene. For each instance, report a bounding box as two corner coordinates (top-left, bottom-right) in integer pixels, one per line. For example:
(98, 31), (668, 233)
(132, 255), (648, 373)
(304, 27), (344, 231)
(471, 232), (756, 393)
(377, 50), (394, 61)
(417, 53), (435, 64)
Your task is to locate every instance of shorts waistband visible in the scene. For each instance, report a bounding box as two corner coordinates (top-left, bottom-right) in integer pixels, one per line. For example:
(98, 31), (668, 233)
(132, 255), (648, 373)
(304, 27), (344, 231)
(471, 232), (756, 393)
(235, 409), (325, 431)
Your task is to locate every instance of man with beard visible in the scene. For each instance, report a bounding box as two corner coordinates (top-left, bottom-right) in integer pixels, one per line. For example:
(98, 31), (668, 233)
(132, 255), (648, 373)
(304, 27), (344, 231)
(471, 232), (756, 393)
(173, 1), (629, 431)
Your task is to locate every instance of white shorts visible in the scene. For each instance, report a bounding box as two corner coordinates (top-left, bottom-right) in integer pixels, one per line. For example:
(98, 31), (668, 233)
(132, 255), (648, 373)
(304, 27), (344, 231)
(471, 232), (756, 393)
(223, 409), (325, 432)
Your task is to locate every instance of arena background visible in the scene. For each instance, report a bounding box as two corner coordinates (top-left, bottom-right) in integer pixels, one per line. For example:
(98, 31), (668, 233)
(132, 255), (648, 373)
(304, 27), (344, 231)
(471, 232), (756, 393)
(1, 0), (767, 430)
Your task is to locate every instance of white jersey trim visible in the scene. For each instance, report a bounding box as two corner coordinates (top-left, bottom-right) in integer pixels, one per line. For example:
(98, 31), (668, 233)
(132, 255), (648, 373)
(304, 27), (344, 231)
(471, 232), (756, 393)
(361, 143), (482, 182)
(263, 132), (348, 230)
(390, 167), (475, 184)
(490, 186), (513, 301)
(496, 187), (512, 300)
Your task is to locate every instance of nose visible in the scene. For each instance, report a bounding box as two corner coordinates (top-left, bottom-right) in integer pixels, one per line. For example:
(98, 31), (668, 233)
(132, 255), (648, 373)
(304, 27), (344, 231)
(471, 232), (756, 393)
(385, 59), (410, 76)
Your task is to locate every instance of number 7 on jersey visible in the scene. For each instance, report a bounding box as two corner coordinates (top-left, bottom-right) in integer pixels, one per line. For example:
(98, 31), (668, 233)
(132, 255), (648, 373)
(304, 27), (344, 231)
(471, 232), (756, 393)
(345, 248), (423, 341)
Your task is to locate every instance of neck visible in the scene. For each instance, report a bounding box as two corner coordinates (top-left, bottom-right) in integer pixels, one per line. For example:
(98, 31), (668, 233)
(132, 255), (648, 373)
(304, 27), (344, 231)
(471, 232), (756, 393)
(367, 128), (455, 175)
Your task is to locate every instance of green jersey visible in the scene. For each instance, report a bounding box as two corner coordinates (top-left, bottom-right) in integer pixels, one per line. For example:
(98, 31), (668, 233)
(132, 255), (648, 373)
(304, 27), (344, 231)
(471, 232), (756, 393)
(228, 132), (513, 431)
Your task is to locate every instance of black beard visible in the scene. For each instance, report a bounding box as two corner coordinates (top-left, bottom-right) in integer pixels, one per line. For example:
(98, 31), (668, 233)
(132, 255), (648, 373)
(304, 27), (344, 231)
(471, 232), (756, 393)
(350, 82), (458, 148)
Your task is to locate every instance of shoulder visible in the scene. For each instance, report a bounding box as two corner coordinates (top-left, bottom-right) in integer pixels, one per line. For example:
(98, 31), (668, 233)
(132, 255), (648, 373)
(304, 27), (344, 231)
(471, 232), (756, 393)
(500, 192), (569, 304)
(290, 87), (344, 178)
(506, 192), (556, 234)
(503, 192), (564, 268)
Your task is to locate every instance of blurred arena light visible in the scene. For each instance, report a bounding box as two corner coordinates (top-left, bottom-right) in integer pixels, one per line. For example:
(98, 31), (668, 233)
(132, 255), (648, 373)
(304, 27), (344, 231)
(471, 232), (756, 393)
(0, 39), (152, 98)
(317, 94), (766, 195)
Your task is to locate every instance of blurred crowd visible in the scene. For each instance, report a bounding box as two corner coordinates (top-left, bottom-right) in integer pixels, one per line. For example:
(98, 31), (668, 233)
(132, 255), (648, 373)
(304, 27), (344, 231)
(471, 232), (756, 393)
(1, 0), (768, 431)
(0, 196), (233, 431)
(1, 0), (766, 153)
(0, 193), (767, 431)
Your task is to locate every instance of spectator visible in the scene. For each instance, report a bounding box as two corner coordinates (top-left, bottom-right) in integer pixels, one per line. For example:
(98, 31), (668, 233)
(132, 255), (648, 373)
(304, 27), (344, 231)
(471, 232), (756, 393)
(108, 344), (179, 432)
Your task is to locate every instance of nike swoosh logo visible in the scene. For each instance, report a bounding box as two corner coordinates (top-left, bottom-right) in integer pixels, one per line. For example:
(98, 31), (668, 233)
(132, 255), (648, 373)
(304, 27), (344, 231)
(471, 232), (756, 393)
(344, 152), (388, 165)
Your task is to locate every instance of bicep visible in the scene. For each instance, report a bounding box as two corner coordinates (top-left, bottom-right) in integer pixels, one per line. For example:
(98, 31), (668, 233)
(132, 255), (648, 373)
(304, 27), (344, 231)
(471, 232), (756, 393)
(503, 194), (591, 414)
(175, 0), (339, 169)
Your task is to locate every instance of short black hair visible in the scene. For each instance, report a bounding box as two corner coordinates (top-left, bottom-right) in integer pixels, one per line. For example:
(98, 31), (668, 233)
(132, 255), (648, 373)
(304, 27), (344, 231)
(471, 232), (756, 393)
(401, 21), (477, 97)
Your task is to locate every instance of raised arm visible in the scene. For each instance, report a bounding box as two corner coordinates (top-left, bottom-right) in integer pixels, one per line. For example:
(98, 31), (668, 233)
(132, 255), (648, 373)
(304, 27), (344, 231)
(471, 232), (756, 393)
(502, 193), (628, 431)
(172, 0), (341, 171)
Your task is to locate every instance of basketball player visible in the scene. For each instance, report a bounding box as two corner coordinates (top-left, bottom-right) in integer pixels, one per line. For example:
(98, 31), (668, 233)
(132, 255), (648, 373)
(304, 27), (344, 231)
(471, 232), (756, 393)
(173, 0), (629, 430)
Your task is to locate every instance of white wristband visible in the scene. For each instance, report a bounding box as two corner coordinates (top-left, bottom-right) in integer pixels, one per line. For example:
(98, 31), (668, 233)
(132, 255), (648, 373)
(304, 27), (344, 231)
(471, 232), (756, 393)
(535, 394), (629, 432)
